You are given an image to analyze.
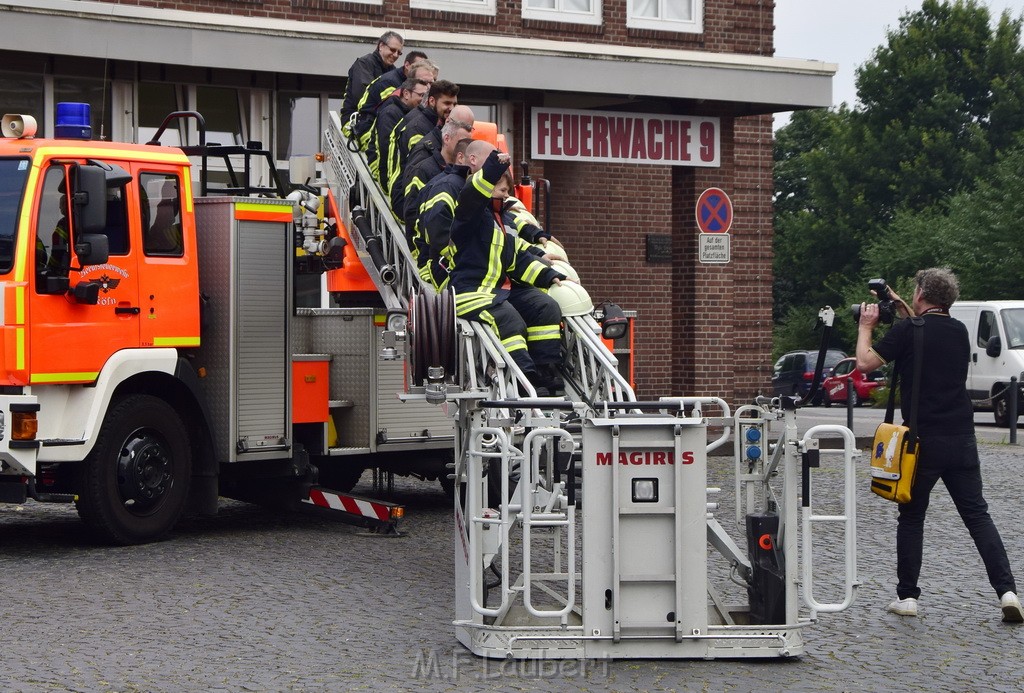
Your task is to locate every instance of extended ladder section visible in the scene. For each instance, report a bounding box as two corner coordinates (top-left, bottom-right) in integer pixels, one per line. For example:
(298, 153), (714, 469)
(320, 117), (858, 660)
(320, 111), (636, 406)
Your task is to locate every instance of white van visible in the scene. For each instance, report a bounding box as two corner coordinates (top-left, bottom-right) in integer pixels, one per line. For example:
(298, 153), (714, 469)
(948, 301), (1024, 426)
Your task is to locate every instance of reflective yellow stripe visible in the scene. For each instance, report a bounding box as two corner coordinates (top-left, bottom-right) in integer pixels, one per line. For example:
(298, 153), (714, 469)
(14, 164), (42, 283)
(502, 335), (527, 352)
(521, 261), (543, 285)
(15, 326), (25, 371)
(153, 336), (200, 347)
(420, 191), (455, 216)
(481, 226), (503, 290)
(470, 169), (494, 197)
(15, 285), (25, 324)
(182, 175), (194, 214)
(33, 146), (190, 164)
(456, 292), (494, 315)
(527, 325), (561, 340)
(31, 371), (99, 384)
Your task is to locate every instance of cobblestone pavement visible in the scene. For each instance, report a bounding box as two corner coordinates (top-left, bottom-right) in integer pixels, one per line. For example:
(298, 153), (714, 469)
(2, 440), (1023, 692)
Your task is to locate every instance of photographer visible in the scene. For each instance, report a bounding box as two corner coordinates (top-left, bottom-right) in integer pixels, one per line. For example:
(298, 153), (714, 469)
(856, 268), (1022, 622)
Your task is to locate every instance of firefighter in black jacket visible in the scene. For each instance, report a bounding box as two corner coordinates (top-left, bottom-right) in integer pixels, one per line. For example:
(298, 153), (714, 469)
(399, 104), (475, 226)
(339, 31), (404, 128)
(366, 78), (430, 186)
(449, 141), (566, 392)
(385, 80), (458, 202)
(348, 55), (434, 146)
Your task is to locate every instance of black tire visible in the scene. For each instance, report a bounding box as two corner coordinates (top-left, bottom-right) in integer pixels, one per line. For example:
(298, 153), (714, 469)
(994, 392), (1010, 427)
(315, 459), (364, 493)
(822, 390), (832, 408)
(76, 394), (191, 545)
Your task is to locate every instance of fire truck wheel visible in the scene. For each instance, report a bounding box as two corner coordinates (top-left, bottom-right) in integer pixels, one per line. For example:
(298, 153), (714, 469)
(76, 394), (191, 545)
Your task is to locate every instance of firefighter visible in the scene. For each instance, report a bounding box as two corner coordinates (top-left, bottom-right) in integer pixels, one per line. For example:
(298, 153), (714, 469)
(349, 56), (436, 148)
(448, 141), (566, 393)
(404, 116), (473, 254)
(399, 104), (476, 226)
(366, 77), (430, 187)
(339, 31), (404, 129)
(385, 80), (459, 203)
(413, 136), (473, 290)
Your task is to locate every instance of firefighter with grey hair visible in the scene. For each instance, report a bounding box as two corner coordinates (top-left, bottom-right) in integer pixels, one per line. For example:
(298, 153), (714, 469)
(340, 30), (404, 127)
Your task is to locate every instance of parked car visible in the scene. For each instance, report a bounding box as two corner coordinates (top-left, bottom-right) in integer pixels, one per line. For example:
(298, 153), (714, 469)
(948, 301), (1024, 426)
(771, 349), (847, 404)
(821, 357), (885, 407)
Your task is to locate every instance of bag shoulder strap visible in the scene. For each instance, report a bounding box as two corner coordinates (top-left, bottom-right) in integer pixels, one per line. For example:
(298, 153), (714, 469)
(907, 316), (925, 446)
(883, 316), (926, 427)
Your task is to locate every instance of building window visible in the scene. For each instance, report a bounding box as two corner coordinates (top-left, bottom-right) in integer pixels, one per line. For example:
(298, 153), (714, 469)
(522, 0), (601, 26)
(627, 0), (703, 33)
(410, 0), (496, 17)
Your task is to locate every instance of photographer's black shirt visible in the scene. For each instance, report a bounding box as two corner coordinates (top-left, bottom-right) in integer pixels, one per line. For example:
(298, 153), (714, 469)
(871, 312), (975, 437)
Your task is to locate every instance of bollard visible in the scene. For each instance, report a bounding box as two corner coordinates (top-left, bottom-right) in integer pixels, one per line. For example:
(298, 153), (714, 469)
(1010, 375), (1019, 445)
(846, 381), (854, 430)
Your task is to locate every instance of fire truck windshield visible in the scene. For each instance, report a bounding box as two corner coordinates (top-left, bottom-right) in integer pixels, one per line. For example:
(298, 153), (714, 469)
(0, 158), (30, 273)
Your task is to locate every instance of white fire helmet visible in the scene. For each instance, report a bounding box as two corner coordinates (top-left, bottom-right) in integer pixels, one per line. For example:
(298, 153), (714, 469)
(548, 280), (593, 317)
(548, 259), (579, 284)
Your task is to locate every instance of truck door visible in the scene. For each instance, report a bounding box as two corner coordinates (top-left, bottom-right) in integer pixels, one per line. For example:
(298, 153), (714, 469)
(971, 308), (1000, 401)
(133, 169), (199, 349)
(29, 163), (140, 384)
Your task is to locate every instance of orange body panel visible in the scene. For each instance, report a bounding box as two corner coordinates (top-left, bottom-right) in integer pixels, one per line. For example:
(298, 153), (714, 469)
(324, 189), (377, 293)
(292, 359), (330, 423)
(0, 137), (200, 385)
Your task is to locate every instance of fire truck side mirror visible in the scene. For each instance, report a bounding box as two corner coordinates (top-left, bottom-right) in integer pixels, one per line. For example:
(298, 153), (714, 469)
(74, 233), (109, 266)
(72, 165), (108, 235)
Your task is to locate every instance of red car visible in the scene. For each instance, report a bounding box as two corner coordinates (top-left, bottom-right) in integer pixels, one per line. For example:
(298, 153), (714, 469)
(821, 357), (886, 407)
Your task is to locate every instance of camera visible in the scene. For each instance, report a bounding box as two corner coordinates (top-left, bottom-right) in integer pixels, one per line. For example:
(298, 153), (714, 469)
(851, 278), (896, 325)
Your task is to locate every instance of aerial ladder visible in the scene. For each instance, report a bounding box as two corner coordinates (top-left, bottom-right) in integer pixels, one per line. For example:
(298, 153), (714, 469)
(321, 113), (860, 659)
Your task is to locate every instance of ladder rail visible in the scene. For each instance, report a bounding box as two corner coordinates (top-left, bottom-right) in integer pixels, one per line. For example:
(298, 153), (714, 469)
(800, 425), (859, 617)
(521, 428), (576, 619)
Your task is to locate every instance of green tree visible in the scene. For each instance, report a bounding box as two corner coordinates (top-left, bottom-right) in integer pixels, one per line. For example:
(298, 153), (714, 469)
(773, 0), (1024, 351)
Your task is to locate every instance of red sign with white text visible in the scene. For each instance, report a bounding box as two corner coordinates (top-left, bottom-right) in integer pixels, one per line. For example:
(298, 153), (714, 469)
(531, 108), (720, 167)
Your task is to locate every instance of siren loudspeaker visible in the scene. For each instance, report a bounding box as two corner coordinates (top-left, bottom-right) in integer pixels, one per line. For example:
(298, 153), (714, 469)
(1, 114), (37, 138)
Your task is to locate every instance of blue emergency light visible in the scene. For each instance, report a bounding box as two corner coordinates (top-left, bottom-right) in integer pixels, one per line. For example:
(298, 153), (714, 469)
(55, 102), (92, 139)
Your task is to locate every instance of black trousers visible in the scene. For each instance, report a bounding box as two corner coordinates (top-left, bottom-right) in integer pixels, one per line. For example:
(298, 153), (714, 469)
(896, 434), (1016, 600)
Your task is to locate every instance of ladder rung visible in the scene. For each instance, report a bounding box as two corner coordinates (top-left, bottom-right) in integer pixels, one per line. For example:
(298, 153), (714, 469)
(618, 506), (676, 515)
(619, 573), (676, 582)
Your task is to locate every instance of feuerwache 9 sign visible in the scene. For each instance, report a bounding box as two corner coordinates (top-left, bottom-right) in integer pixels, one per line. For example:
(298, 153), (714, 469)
(531, 108), (720, 167)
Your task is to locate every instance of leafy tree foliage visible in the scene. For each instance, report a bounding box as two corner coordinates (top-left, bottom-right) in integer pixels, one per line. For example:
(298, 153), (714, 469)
(774, 0), (1024, 354)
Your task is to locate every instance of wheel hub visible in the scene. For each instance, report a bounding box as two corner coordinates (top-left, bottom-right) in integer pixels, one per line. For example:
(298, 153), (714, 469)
(116, 430), (173, 515)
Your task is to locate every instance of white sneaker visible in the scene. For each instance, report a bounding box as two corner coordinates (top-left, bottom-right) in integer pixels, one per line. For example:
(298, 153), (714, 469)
(887, 597), (918, 616)
(1001, 592), (1024, 623)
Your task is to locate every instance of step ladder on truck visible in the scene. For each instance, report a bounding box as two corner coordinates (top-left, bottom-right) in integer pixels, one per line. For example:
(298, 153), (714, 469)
(321, 106), (862, 659)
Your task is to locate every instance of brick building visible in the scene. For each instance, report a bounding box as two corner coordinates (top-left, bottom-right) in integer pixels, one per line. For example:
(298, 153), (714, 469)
(0, 0), (832, 403)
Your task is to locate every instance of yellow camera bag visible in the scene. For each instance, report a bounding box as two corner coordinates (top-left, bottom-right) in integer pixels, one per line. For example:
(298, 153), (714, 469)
(870, 423), (917, 503)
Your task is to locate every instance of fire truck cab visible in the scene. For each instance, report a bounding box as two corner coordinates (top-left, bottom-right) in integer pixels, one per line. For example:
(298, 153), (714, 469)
(0, 107), (419, 544)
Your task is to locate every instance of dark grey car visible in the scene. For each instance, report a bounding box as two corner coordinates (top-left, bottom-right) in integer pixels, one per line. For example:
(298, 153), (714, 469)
(771, 349), (847, 403)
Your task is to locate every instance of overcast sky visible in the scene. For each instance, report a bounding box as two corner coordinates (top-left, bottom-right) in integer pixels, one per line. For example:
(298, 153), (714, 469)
(773, 0), (1024, 128)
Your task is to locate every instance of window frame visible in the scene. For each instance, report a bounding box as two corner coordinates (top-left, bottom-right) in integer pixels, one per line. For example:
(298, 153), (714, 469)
(626, 0), (703, 34)
(139, 171), (185, 258)
(410, 0), (496, 17)
(522, 0), (602, 26)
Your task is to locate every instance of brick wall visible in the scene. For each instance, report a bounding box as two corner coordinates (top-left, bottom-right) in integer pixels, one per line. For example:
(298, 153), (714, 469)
(93, 0), (775, 55)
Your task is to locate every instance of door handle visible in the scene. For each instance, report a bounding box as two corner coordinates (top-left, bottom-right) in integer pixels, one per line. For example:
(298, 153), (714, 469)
(972, 353), (978, 363)
(115, 306), (141, 315)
